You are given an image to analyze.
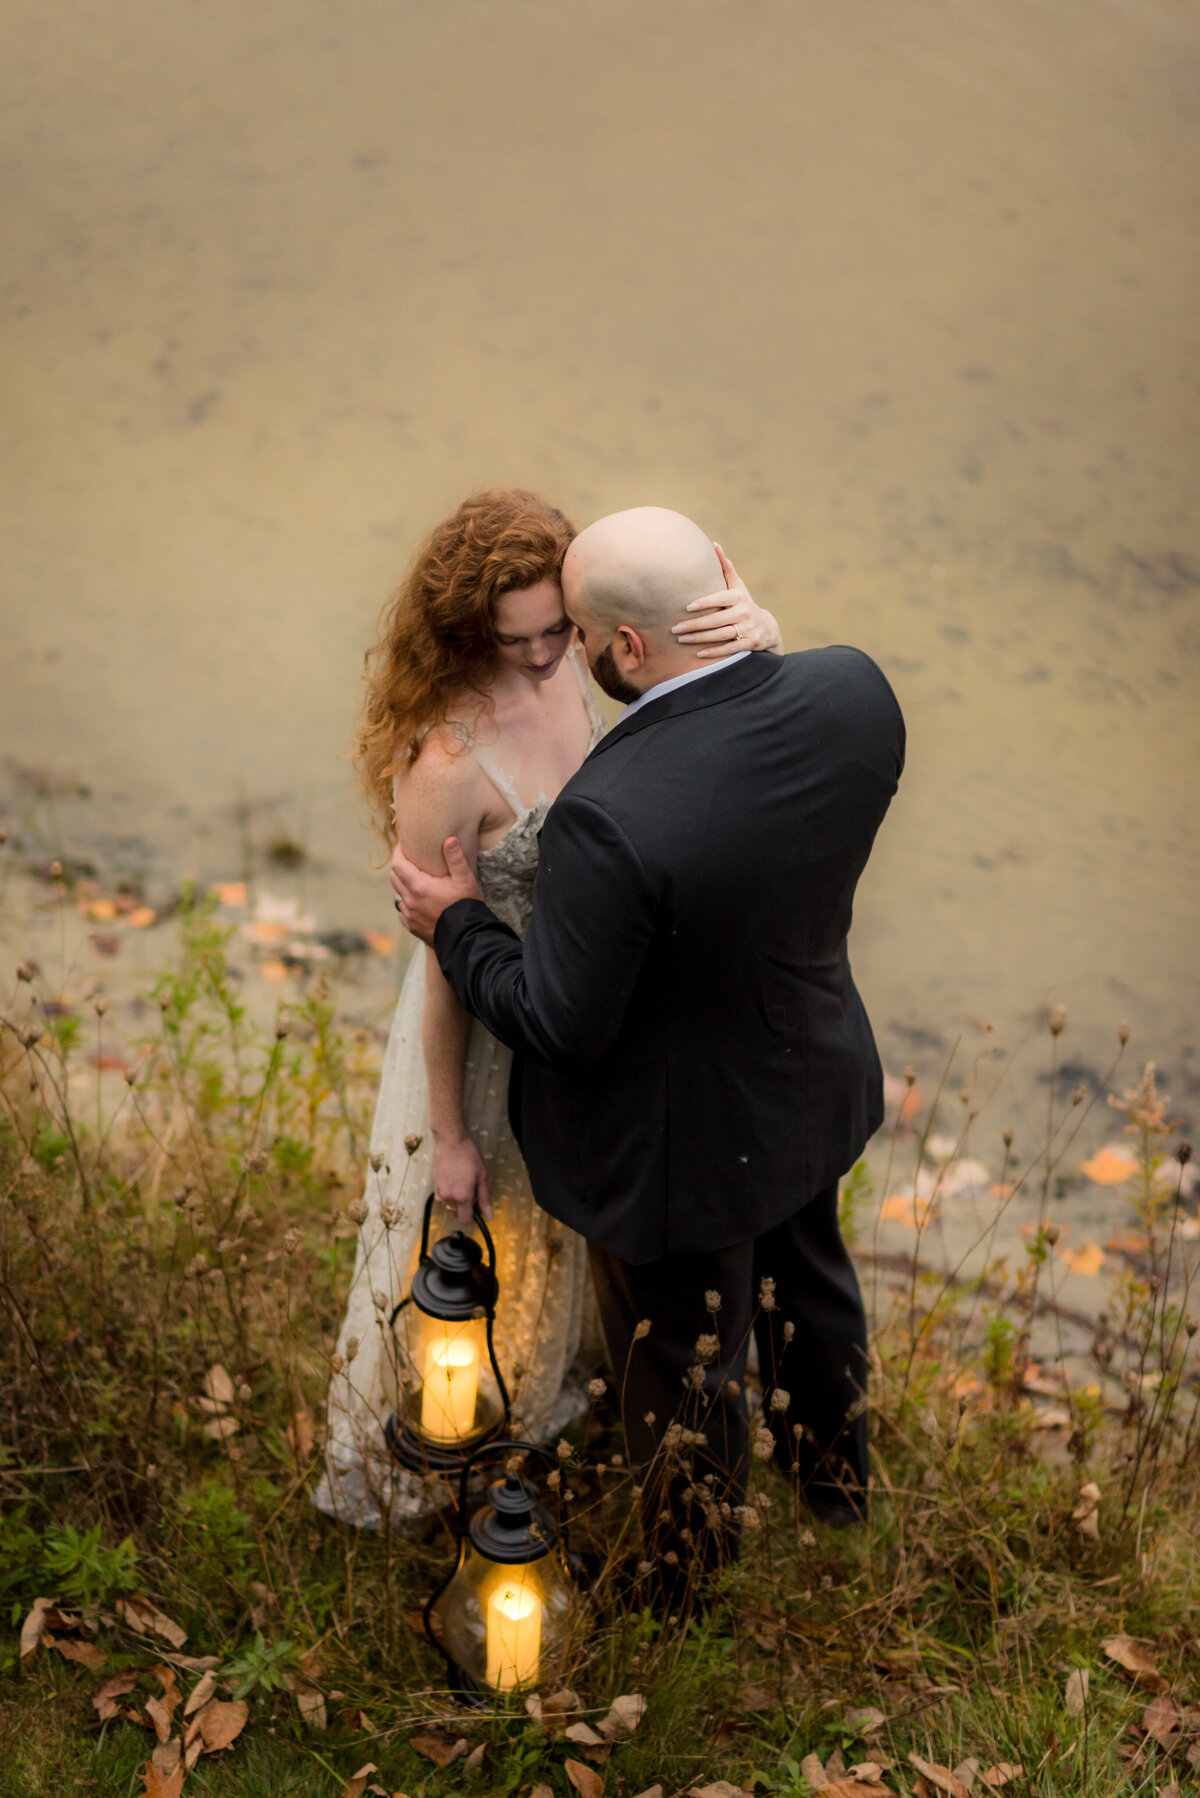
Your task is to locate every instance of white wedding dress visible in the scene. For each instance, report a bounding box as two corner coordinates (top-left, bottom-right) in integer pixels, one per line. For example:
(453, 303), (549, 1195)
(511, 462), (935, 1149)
(315, 649), (603, 1529)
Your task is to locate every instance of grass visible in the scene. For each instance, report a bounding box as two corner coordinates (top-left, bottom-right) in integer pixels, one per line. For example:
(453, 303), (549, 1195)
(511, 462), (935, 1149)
(0, 872), (1197, 1798)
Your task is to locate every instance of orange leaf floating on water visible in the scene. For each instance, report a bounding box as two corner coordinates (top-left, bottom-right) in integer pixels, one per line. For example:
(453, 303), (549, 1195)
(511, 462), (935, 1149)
(879, 1192), (933, 1227)
(1081, 1147), (1137, 1185)
(364, 930), (397, 956)
(213, 881), (247, 907)
(1059, 1241), (1106, 1276)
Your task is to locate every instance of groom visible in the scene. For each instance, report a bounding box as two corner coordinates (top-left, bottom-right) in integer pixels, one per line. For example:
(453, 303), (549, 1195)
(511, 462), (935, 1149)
(391, 507), (904, 1551)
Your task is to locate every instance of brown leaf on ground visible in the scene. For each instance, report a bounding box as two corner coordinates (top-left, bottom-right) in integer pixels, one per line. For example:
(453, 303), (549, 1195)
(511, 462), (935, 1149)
(823, 1781), (893, 1797)
(529, 1786), (555, 1798)
(825, 1751), (847, 1780)
(632, 1788), (663, 1798)
(409, 1730), (468, 1768)
(1142, 1695), (1182, 1748)
(1072, 1483), (1102, 1541)
(187, 1697), (248, 1753)
(908, 1755), (970, 1798)
(19, 1598), (57, 1660)
(94, 1671), (140, 1721)
(151, 1740), (182, 1778)
(737, 1684), (775, 1712)
(117, 1597), (188, 1650)
(1102, 1634), (1169, 1693)
(161, 1653), (220, 1673)
(565, 1759), (605, 1798)
(800, 1754), (828, 1788)
(688, 1784), (748, 1798)
(565, 1722), (607, 1747)
(204, 1415), (240, 1440)
(138, 1757), (184, 1798)
(291, 1683), (327, 1730)
(597, 1692), (647, 1739)
(1158, 1785), (1181, 1798)
(1065, 1668), (1089, 1714)
(286, 1408), (314, 1462)
(202, 1364), (235, 1408)
(145, 1696), (174, 1743)
(343, 1764), (379, 1798)
(183, 1672), (217, 1718)
(844, 1706), (887, 1735)
(977, 1766), (1023, 1790)
(951, 1760), (979, 1792)
(48, 1635), (107, 1671)
(464, 1742), (488, 1770)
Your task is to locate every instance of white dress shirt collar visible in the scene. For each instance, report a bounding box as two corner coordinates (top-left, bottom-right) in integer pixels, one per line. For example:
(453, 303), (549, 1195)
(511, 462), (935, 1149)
(619, 650), (751, 722)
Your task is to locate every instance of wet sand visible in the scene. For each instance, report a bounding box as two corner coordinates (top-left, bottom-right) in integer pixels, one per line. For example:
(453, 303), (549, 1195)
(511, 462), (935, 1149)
(2, 0), (1199, 1134)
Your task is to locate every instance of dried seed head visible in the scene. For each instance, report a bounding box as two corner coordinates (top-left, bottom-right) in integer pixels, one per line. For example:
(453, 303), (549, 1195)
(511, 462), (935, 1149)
(903, 1063), (917, 1087)
(243, 1149), (269, 1175)
(16, 960), (38, 982)
(587, 1377), (607, 1402)
(693, 1332), (720, 1365)
(1185, 1318), (1197, 1338)
(1177, 1141), (1193, 1166)
(20, 1027), (43, 1050)
(49, 860), (63, 879)
(404, 1132), (423, 1155)
(1118, 1020), (1130, 1046)
(685, 1364), (706, 1390)
(379, 1199), (401, 1228)
(782, 1320), (795, 1342)
(368, 1152), (385, 1172)
(237, 1382), (252, 1403)
(372, 1288), (387, 1311)
(345, 1336), (359, 1362)
(124, 1067), (138, 1085)
(283, 1227), (300, 1255)
(705, 1289), (722, 1313)
(1044, 1222), (1061, 1245)
(556, 1437), (573, 1462)
(1002, 1128), (1014, 1148)
(751, 1424), (776, 1461)
(330, 1353), (345, 1374)
(643, 1411), (656, 1428)
(726, 1379), (740, 1397)
(633, 1318), (652, 1340)
(758, 1275), (777, 1312)
(769, 1387), (791, 1412)
(346, 1197), (369, 1225)
(274, 1021), (290, 1040)
(546, 1467), (561, 1491)
(93, 995), (109, 1016)
(1048, 1003), (1068, 1036)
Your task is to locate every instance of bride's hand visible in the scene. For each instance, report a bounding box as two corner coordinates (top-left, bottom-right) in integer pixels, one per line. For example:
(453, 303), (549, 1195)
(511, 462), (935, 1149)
(671, 543), (783, 658)
(432, 1131), (493, 1225)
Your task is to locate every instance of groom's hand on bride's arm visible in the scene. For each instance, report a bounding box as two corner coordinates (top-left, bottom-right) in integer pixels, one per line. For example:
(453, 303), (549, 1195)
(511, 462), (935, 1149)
(671, 541), (782, 657)
(390, 837), (483, 944)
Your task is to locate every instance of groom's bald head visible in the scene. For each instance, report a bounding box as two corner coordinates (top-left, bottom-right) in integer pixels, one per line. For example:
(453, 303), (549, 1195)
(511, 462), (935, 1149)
(562, 507), (721, 639)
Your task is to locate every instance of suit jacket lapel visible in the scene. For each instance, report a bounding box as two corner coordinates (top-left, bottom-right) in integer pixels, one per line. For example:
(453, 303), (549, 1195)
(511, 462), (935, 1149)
(586, 650), (785, 763)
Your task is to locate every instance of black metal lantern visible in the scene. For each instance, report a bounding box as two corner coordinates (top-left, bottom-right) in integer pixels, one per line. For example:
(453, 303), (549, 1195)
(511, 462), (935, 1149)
(385, 1194), (511, 1473)
(425, 1442), (578, 1700)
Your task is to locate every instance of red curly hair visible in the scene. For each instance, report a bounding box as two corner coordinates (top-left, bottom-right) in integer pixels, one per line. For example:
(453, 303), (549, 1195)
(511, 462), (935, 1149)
(355, 487), (576, 841)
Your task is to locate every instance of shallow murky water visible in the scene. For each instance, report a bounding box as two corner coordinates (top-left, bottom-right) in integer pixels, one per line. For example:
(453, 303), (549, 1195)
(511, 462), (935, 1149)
(2, 0), (1198, 1178)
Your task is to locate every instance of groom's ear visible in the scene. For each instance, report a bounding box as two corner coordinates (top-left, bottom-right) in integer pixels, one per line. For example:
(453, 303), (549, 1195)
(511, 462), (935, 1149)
(616, 624), (647, 670)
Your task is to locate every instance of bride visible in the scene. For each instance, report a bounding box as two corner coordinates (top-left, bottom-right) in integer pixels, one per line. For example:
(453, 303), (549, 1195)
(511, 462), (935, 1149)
(315, 487), (780, 1527)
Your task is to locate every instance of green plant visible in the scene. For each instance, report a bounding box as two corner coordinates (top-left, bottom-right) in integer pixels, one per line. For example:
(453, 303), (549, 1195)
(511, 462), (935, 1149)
(40, 1522), (139, 1605)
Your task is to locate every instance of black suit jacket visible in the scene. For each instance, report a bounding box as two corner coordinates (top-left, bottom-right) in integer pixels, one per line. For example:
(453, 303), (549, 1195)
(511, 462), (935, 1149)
(434, 648), (905, 1264)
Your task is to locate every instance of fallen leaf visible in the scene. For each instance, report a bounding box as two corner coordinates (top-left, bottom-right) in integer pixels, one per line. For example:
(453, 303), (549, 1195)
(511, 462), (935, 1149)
(161, 1653), (220, 1672)
(146, 1695), (174, 1743)
(464, 1742), (488, 1770)
(364, 930), (397, 956)
(1142, 1695), (1181, 1748)
(845, 1706), (887, 1735)
(530, 1787), (556, 1798)
(1065, 1667), (1089, 1714)
(138, 1758), (184, 1798)
(824, 1782), (892, 1797)
(908, 1755), (969, 1798)
(951, 1760), (979, 1792)
(289, 1681), (327, 1730)
(184, 1671), (218, 1717)
(565, 1722), (607, 1746)
(632, 1788), (663, 1798)
(544, 1687), (581, 1713)
(597, 1693), (647, 1740)
(118, 1596), (188, 1650)
(1060, 1240), (1106, 1276)
(19, 1597), (56, 1660)
(127, 907), (157, 929)
(1158, 1785), (1181, 1798)
(1081, 1147), (1137, 1185)
(344, 1765), (380, 1798)
(800, 1757), (828, 1790)
(688, 1785), (748, 1798)
(566, 1760), (606, 1798)
(1072, 1482), (1102, 1540)
(287, 1408), (314, 1461)
(151, 1740), (182, 1778)
(879, 1191), (934, 1227)
(1102, 1634), (1169, 1693)
(48, 1635), (107, 1670)
(83, 899), (119, 921)
(214, 882), (247, 907)
(202, 1364), (234, 1407)
(94, 1671), (140, 1720)
(188, 1698), (248, 1753)
(977, 1770), (1022, 1791)
(409, 1730), (468, 1768)
(204, 1415), (240, 1440)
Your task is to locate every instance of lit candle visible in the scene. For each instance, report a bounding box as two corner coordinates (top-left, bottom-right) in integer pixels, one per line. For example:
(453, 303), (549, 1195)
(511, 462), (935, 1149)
(486, 1578), (541, 1690)
(419, 1333), (480, 1443)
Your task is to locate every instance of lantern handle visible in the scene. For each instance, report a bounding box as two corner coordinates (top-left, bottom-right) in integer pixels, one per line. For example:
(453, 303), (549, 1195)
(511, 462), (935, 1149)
(417, 1192), (499, 1270)
(453, 1437), (569, 1550)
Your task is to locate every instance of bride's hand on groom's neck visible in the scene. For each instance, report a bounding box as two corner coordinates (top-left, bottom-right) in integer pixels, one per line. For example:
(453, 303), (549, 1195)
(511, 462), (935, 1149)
(390, 835), (483, 944)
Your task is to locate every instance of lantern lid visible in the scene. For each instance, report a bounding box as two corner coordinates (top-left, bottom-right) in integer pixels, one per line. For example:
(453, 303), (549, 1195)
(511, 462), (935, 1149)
(412, 1229), (499, 1321)
(468, 1473), (558, 1564)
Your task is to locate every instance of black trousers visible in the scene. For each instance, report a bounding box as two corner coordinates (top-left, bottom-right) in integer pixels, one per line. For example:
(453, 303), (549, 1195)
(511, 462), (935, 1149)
(587, 1184), (869, 1562)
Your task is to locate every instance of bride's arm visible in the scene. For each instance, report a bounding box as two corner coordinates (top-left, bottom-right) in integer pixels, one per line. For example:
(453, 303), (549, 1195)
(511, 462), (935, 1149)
(393, 739), (494, 1224)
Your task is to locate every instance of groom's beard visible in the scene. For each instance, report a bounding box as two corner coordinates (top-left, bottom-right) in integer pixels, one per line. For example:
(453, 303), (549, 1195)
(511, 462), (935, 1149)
(592, 644), (644, 706)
